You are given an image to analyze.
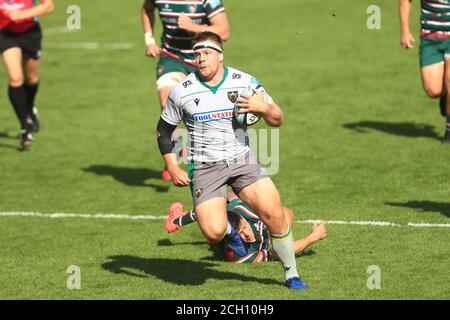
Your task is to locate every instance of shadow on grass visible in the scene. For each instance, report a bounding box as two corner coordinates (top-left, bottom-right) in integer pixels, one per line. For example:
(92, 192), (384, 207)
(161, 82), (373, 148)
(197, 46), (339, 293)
(0, 131), (22, 151)
(299, 249), (316, 257)
(386, 201), (450, 218)
(0, 131), (18, 140)
(102, 255), (281, 286)
(82, 165), (169, 192)
(0, 141), (21, 151)
(343, 121), (441, 140)
(157, 239), (206, 247)
(158, 239), (226, 262)
(158, 239), (316, 262)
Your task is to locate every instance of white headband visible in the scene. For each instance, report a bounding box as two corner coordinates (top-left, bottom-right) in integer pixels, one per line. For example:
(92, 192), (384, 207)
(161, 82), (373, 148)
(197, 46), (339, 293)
(193, 41), (223, 53)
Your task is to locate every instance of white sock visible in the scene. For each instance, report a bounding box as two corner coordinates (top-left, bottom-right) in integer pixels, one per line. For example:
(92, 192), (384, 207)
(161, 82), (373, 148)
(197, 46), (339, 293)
(271, 227), (299, 280)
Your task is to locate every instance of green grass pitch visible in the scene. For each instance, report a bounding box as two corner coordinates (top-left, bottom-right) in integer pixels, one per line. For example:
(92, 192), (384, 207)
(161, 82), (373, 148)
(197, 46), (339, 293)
(0, 0), (449, 299)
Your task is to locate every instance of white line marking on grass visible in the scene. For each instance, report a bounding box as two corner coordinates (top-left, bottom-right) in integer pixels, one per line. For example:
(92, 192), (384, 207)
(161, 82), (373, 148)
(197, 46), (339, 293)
(298, 220), (450, 228)
(0, 212), (164, 220)
(299, 219), (401, 227)
(43, 27), (80, 36)
(45, 42), (134, 50)
(1, 212), (449, 228)
(407, 222), (450, 228)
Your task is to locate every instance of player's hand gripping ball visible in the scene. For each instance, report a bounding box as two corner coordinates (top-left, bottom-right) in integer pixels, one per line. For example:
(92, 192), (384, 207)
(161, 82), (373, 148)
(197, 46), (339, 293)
(234, 85), (266, 126)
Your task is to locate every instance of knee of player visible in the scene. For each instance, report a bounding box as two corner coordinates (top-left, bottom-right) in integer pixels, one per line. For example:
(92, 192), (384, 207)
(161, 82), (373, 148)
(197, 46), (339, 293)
(9, 75), (24, 87)
(424, 86), (442, 98)
(205, 234), (223, 244)
(25, 75), (39, 85)
(444, 81), (450, 94)
(204, 228), (227, 243)
(283, 207), (295, 225)
(259, 204), (284, 219)
(262, 212), (287, 230)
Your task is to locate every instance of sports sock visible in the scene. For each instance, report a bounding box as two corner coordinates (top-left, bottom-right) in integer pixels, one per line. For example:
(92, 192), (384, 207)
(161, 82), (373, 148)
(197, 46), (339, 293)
(174, 209), (196, 227)
(271, 227), (299, 280)
(8, 85), (31, 130)
(24, 82), (39, 115)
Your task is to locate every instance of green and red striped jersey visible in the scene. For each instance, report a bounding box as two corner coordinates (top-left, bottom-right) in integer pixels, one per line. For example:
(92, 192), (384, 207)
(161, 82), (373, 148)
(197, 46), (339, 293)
(147, 0), (225, 66)
(421, 0), (450, 38)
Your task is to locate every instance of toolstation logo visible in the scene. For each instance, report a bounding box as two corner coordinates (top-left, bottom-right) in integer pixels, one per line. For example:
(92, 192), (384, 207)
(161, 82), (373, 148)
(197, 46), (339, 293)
(192, 108), (235, 122)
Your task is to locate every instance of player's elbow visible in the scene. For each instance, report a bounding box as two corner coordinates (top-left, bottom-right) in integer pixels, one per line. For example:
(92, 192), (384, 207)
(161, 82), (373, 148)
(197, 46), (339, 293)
(221, 29), (230, 41)
(266, 104), (283, 127)
(157, 118), (177, 155)
(273, 117), (283, 127)
(265, 118), (283, 128)
(270, 114), (284, 127)
(46, 1), (55, 14)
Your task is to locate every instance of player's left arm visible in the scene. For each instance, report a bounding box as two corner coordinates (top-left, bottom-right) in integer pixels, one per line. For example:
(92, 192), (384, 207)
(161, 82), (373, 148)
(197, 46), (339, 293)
(399, 0), (415, 49)
(236, 88), (284, 127)
(6, 0), (54, 22)
(178, 11), (230, 41)
(142, 1), (160, 58)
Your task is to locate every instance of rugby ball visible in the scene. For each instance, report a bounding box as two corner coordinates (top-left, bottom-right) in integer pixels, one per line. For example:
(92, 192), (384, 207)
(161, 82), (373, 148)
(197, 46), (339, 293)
(234, 85), (265, 126)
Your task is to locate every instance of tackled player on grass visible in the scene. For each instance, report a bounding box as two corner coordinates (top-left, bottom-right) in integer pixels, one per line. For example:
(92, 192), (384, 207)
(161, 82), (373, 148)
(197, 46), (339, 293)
(164, 192), (327, 264)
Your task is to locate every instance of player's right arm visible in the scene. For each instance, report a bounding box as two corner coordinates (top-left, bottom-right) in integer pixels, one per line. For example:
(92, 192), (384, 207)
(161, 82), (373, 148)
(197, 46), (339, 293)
(142, 0), (159, 57)
(162, 152), (190, 186)
(399, 0), (415, 49)
(157, 119), (190, 186)
(157, 87), (190, 187)
(236, 87), (284, 127)
(5, 0), (54, 22)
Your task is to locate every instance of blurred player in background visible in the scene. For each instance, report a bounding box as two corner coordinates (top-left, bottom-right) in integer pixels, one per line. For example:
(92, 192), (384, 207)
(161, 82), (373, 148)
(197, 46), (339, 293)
(0, 0), (54, 149)
(400, 0), (450, 143)
(164, 191), (327, 264)
(157, 31), (308, 289)
(141, 0), (230, 180)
